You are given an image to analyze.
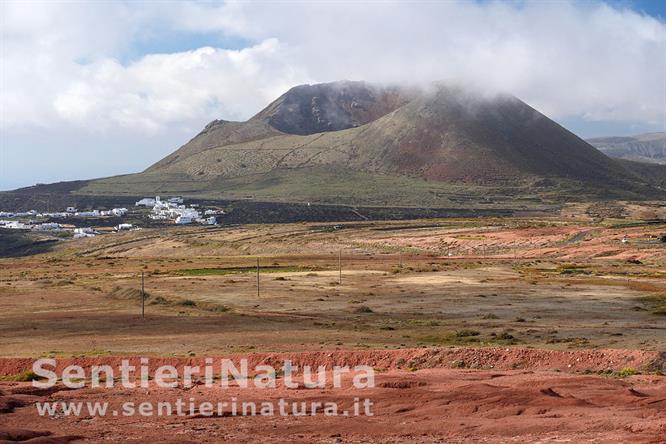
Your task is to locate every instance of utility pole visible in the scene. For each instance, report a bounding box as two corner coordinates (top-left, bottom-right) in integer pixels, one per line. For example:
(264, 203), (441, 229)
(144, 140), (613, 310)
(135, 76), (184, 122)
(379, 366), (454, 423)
(256, 257), (260, 298)
(141, 271), (145, 319)
(338, 250), (342, 284)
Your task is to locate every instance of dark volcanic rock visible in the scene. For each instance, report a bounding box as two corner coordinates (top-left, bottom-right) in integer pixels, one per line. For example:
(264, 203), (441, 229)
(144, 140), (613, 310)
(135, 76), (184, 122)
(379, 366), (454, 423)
(251, 80), (412, 135)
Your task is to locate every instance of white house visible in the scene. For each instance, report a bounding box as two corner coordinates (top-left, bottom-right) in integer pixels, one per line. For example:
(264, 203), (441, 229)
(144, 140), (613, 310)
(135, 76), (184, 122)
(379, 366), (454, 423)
(175, 216), (193, 225)
(73, 227), (96, 238)
(44, 212), (69, 218)
(2, 221), (29, 229)
(75, 210), (100, 217)
(74, 227), (96, 234)
(135, 198), (156, 207)
(33, 223), (61, 231)
(111, 208), (128, 217)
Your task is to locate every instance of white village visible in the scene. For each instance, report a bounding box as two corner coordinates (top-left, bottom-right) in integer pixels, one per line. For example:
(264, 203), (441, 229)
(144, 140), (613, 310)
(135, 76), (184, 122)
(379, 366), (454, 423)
(135, 196), (218, 225)
(0, 196), (221, 238)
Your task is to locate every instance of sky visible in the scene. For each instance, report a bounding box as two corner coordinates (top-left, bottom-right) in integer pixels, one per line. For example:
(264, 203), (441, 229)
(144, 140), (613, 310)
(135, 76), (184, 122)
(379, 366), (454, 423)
(0, 0), (665, 191)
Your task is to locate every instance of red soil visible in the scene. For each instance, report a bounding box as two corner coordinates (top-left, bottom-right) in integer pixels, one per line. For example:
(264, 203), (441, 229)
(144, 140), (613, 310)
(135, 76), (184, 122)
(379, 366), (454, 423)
(1, 348), (665, 443)
(0, 347), (660, 376)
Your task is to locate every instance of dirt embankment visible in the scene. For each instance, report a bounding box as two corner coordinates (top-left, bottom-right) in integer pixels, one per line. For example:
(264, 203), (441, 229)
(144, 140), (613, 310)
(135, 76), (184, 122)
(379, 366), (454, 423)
(1, 347), (666, 443)
(0, 347), (661, 376)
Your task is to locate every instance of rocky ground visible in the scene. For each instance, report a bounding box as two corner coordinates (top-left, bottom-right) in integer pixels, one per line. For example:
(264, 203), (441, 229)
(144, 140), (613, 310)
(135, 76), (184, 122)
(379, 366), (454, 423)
(1, 348), (665, 443)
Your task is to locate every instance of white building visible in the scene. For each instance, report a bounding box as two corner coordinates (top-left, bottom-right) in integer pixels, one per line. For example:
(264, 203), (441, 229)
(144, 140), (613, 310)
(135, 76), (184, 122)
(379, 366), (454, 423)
(74, 227), (96, 234)
(116, 223), (134, 231)
(73, 227), (97, 238)
(2, 221), (29, 229)
(14, 211), (37, 217)
(175, 215), (193, 225)
(32, 223), (61, 231)
(135, 198), (156, 207)
(75, 210), (100, 217)
(111, 208), (128, 217)
(42, 212), (69, 218)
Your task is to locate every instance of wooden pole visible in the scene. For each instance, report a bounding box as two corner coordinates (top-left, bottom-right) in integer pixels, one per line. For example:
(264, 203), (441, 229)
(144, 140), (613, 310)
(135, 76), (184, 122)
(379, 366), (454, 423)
(141, 271), (145, 319)
(256, 257), (260, 298)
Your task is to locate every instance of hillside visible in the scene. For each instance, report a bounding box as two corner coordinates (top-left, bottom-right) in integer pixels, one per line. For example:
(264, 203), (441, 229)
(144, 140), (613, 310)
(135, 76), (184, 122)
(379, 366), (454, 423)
(4, 81), (666, 210)
(0, 230), (58, 257)
(149, 81), (413, 171)
(588, 133), (666, 164)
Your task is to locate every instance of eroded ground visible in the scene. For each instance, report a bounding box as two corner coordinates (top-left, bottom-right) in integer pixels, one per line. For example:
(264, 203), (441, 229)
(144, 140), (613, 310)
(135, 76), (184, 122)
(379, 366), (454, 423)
(1, 348), (666, 443)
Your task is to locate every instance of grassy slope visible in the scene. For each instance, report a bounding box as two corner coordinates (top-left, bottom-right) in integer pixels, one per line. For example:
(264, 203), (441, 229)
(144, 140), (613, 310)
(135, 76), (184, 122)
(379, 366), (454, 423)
(77, 166), (568, 208)
(77, 87), (663, 204)
(0, 230), (58, 258)
(616, 159), (666, 188)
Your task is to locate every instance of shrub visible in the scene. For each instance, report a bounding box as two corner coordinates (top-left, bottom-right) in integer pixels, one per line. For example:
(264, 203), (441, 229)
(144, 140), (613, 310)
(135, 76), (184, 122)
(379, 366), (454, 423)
(455, 329), (480, 338)
(496, 332), (515, 340)
(616, 367), (639, 378)
(355, 305), (374, 313)
(653, 306), (666, 316)
(0, 370), (40, 382)
(149, 296), (168, 305)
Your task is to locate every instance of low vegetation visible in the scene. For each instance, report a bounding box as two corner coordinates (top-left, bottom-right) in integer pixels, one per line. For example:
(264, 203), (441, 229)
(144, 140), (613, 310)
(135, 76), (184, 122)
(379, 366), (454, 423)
(0, 370), (40, 382)
(176, 266), (309, 276)
(638, 293), (666, 315)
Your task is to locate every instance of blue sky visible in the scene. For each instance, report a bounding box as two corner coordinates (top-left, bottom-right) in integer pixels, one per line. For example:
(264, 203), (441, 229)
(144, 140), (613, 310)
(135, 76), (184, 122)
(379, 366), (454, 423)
(1, 0), (665, 190)
(619, 0), (666, 17)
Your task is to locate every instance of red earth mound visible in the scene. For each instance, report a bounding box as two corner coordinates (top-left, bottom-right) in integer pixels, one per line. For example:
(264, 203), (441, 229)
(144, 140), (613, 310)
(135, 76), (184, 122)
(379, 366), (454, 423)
(1, 348), (665, 443)
(0, 347), (660, 376)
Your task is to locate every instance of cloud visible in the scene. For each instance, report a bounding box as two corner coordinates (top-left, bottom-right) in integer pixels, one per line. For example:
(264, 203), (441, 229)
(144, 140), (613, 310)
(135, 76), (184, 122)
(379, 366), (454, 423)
(201, 0), (665, 125)
(0, 0), (664, 189)
(50, 40), (309, 133)
(3, 0), (664, 129)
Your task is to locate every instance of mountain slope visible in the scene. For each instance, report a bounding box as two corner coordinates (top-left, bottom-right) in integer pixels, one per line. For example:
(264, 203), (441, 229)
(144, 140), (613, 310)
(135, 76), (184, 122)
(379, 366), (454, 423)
(587, 133), (666, 164)
(33, 81), (666, 205)
(249, 80), (413, 135)
(148, 81), (412, 171)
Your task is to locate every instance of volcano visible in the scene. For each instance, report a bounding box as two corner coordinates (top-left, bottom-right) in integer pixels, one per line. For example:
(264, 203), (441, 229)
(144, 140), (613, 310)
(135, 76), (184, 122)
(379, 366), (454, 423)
(9, 81), (666, 208)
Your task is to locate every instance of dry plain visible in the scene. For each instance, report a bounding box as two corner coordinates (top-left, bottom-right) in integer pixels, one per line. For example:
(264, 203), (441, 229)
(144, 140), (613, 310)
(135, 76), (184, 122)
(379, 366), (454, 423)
(1, 207), (666, 442)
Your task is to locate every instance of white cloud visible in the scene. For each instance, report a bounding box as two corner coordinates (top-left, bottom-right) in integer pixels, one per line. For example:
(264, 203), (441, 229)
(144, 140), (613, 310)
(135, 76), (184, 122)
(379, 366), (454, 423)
(2, 0), (664, 130)
(50, 40), (308, 132)
(0, 2), (309, 131)
(201, 0), (665, 125)
(0, 0), (664, 189)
